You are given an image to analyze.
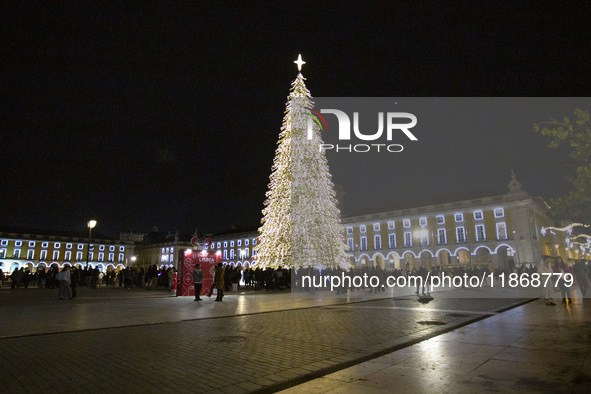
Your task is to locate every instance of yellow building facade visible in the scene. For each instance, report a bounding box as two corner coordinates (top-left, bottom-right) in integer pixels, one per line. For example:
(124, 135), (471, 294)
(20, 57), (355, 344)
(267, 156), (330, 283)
(0, 229), (134, 274)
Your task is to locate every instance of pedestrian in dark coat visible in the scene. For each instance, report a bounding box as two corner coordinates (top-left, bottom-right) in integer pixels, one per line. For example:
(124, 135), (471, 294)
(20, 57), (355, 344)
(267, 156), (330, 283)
(192, 264), (203, 301)
(214, 263), (225, 301)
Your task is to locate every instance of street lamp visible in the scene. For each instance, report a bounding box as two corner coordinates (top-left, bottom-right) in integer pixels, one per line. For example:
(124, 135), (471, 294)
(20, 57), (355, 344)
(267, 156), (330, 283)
(87, 220), (97, 268)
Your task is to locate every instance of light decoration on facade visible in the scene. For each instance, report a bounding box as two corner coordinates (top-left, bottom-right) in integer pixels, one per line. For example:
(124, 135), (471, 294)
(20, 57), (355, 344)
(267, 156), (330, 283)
(541, 223), (590, 236)
(541, 223), (591, 257)
(256, 55), (348, 269)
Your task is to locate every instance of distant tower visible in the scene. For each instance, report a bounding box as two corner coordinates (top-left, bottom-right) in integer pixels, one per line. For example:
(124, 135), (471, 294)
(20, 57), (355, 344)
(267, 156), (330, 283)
(507, 169), (523, 194)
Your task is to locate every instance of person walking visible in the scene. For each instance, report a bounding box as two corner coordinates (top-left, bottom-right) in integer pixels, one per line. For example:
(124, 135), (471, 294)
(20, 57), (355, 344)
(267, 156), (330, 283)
(70, 266), (79, 299)
(573, 259), (589, 297)
(553, 257), (573, 305)
(214, 263), (225, 301)
(56, 265), (73, 300)
(539, 255), (556, 305)
(192, 264), (203, 301)
(167, 267), (175, 292)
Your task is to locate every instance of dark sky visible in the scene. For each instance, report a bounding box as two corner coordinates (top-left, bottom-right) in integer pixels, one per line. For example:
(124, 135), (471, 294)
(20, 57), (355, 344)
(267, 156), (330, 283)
(2, 1), (590, 237)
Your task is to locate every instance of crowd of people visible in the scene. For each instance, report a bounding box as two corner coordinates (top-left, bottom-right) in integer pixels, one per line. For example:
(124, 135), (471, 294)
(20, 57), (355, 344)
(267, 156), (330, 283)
(2, 258), (589, 303)
(2, 264), (178, 293)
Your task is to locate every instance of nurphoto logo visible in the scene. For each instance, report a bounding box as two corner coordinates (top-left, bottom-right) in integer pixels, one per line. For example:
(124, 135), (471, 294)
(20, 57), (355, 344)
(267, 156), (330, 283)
(306, 107), (418, 153)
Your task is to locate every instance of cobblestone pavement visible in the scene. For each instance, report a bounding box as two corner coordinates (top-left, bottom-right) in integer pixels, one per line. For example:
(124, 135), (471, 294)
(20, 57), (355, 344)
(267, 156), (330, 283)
(0, 287), (530, 393)
(280, 297), (591, 393)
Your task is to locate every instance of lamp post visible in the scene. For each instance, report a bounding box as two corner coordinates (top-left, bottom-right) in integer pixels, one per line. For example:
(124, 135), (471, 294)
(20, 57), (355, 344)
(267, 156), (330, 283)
(87, 220), (97, 268)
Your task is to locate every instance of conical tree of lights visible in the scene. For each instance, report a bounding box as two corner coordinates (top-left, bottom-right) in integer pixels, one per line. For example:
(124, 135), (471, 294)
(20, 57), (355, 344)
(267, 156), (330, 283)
(256, 55), (348, 269)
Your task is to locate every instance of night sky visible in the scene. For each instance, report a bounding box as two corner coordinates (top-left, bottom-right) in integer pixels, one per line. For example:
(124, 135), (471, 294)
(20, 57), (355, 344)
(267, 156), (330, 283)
(2, 2), (590, 237)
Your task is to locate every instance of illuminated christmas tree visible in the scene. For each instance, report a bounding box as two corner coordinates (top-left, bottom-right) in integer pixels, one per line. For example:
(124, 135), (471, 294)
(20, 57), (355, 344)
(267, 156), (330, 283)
(256, 55), (348, 269)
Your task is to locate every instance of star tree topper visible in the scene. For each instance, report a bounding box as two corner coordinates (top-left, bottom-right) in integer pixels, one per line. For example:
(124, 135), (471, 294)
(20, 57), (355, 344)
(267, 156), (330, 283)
(294, 54), (306, 71)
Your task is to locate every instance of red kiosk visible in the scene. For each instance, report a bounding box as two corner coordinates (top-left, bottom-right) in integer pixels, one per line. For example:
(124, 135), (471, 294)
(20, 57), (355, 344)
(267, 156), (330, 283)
(175, 238), (221, 297)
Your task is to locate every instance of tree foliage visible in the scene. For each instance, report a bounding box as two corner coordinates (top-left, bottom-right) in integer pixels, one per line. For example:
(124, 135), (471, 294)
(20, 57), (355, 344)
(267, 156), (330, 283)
(534, 109), (591, 223)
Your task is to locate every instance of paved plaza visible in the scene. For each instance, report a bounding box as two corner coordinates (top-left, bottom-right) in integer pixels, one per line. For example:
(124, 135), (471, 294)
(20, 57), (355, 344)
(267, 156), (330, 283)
(0, 285), (589, 393)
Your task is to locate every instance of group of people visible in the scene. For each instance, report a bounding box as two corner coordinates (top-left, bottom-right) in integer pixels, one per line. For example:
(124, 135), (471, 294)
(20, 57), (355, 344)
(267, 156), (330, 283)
(191, 262), (225, 301)
(539, 256), (589, 305)
(189, 264), (293, 301)
(3, 264), (180, 296)
(4, 258), (589, 305)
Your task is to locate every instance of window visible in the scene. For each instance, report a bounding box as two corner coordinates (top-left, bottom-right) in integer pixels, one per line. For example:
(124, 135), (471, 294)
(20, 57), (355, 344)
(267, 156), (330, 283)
(388, 233), (397, 249)
(419, 233), (429, 246)
(374, 235), (382, 249)
(88, 252), (93, 261)
(360, 225), (366, 233)
(347, 238), (354, 251)
(404, 232), (412, 247)
(98, 252), (104, 262)
(40, 250), (47, 260)
(52, 251), (59, 260)
(29, 241), (36, 247)
(27, 249), (34, 259)
(110, 246), (115, 251)
(42, 242), (48, 248)
(0, 240), (7, 246)
(419, 217), (427, 227)
(373, 223), (380, 231)
(76, 251), (83, 261)
(238, 240), (242, 247)
(99, 245), (105, 251)
(473, 210), (484, 220)
(223, 250), (228, 260)
(66, 243), (72, 249)
(0, 249), (6, 258)
(120, 246), (125, 252)
(475, 225), (486, 241)
(245, 239), (249, 246)
(252, 249), (257, 256)
(15, 240), (22, 247)
(54, 242), (60, 248)
(119, 253), (124, 262)
(456, 227), (466, 243)
(437, 228), (447, 244)
(494, 208), (505, 218)
(387, 221), (395, 230)
(13, 249), (21, 259)
(65, 251), (71, 261)
(230, 241), (235, 247)
(497, 222), (508, 240)
(436, 215), (445, 224)
(230, 249), (235, 259)
(109, 253), (114, 262)
(224, 242), (228, 248)
(244, 248), (249, 258)
(78, 244), (84, 250)
(403, 219), (411, 228)
(454, 213), (464, 222)
(360, 236), (368, 251)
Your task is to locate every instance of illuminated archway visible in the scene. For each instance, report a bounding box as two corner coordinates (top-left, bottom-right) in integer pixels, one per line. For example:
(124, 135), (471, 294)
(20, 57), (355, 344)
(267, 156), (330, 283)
(437, 249), (451, 265)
